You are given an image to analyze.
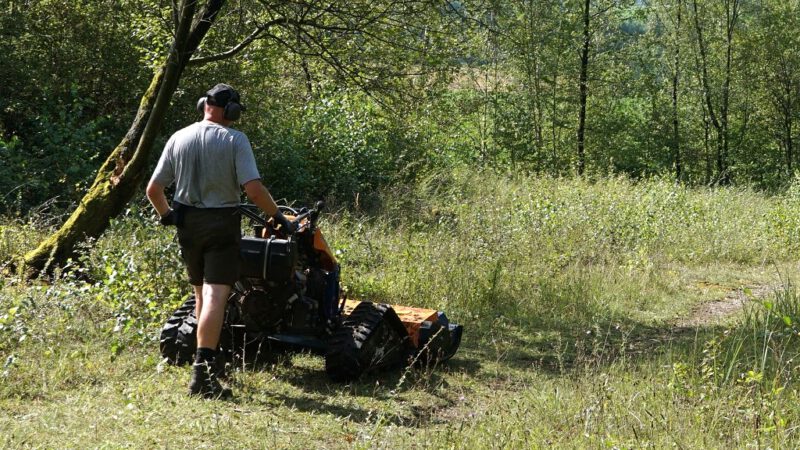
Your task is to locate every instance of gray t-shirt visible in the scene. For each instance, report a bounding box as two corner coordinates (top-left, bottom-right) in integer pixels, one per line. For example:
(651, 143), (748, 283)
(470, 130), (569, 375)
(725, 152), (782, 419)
(150, 121), (261, 208)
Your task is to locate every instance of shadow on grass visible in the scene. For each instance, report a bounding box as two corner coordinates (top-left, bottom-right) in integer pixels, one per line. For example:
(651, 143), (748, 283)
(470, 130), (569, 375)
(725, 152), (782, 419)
(228, 356), (464, 426)
(232, 342), (479, 395)
(222, 308), (721, 399)
(454, 307), (726, 381)
(213, 287), (738, 426)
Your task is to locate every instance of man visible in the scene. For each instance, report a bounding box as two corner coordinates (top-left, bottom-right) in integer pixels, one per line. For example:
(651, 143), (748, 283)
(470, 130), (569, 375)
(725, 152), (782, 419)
(146, 83), (293, 399)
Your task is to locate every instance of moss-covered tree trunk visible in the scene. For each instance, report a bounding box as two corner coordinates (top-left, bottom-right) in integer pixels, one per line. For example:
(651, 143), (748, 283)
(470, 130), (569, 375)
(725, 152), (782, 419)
(22, 0), (226, 277)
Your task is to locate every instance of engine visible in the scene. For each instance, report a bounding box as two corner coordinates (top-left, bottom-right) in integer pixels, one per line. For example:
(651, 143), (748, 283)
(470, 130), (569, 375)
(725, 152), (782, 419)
(231, 210), (341, 337)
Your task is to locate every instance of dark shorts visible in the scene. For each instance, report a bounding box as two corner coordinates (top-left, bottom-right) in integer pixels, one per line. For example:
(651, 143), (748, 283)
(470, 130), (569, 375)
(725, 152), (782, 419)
(176, 206), (241, 286)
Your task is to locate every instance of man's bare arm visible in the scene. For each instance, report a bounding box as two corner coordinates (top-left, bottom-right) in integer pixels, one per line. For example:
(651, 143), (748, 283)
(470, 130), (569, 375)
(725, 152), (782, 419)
(243, 179), (279, 217)
(146, 180), (171, 217)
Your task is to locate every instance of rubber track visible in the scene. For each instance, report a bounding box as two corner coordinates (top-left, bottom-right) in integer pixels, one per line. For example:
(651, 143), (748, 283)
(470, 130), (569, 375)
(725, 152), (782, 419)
(159, 296), (198, 365)
(324, 302), (409, 382)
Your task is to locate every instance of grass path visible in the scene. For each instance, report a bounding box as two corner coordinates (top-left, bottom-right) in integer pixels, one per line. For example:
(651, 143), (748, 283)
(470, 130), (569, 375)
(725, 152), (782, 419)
(673, 283), (774, 329)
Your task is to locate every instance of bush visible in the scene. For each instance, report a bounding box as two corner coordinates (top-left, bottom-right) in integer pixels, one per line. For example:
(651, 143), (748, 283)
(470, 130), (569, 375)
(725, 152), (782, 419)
(0, 95), (122, 214)
(250, 89), (425, 208)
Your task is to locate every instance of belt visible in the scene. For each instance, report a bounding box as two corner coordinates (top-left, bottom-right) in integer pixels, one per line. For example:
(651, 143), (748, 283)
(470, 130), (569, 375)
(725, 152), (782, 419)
(173, 202), (239, 213)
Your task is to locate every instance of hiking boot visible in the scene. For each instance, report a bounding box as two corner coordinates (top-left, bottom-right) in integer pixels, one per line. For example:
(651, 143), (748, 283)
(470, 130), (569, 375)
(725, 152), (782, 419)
(213, 353), (228, 380)
(188, 362), (233, 400)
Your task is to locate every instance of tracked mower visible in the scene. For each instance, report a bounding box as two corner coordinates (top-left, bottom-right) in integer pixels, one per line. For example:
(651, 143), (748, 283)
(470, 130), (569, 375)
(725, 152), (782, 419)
(159, 202), (463, 381)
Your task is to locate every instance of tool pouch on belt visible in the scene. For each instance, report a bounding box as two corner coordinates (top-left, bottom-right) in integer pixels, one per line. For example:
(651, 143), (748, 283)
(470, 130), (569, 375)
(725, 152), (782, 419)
(171, 201), (186, 228)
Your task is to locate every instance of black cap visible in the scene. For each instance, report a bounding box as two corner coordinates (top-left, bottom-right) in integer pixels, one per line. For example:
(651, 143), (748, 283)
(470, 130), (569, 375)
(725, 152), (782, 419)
(206, 83), (245, 110)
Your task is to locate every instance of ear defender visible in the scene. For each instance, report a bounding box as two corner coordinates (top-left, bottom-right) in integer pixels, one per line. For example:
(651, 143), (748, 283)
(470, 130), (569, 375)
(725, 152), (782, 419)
(222, 102), (242, 121)
(199, 84), (245, 121)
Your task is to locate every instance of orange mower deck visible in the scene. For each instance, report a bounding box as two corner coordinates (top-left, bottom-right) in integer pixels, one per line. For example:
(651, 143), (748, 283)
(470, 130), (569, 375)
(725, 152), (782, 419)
(344, 300), (459, 351)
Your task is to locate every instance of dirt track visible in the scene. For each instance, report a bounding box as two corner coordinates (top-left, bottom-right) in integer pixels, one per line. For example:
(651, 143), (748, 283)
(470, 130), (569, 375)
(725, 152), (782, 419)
(673, 284), (774, 329)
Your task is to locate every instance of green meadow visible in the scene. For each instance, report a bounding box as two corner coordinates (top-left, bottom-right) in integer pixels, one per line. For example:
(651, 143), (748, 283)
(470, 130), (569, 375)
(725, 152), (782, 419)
(2, 171), (799, 448)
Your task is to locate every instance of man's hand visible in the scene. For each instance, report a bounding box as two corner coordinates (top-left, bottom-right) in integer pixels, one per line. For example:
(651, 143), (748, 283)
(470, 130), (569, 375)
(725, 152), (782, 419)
(272, 212), (296, 234)
(160, 209), (178, 226)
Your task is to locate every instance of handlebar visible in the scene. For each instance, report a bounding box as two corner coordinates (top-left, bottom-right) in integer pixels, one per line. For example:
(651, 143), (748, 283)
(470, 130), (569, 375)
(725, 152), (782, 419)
(239, 201), (324, 236)
(238, 204), (266, 224)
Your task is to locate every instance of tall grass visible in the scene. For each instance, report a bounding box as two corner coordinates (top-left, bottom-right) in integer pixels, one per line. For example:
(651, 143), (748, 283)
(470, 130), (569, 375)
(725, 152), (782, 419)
(2, 170), (800, 447)
(326, 170), (799, 329)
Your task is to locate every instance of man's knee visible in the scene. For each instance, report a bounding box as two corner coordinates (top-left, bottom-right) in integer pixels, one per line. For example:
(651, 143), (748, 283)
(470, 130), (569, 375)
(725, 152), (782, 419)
(202, 283), (232, 307)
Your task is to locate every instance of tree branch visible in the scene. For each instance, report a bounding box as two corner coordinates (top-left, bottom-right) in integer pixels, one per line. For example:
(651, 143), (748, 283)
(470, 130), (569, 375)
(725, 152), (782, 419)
(187, 18), (287, 66)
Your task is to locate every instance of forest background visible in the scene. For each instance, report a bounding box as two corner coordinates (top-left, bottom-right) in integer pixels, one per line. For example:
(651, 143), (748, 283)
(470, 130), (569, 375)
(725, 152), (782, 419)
(2, 0), (799, 214)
